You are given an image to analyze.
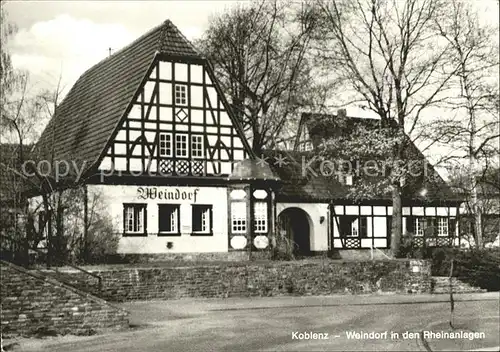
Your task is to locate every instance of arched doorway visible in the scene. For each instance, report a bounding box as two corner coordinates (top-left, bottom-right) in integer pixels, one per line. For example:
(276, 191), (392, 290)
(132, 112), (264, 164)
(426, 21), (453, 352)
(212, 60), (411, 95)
(277, 208), (311, 256)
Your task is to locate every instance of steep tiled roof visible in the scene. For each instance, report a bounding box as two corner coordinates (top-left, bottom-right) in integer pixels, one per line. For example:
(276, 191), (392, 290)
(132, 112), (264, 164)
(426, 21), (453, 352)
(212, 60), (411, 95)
(267, 113), (461, 204)
(35, 20), (201, 173)
(263, 150), (336, 201)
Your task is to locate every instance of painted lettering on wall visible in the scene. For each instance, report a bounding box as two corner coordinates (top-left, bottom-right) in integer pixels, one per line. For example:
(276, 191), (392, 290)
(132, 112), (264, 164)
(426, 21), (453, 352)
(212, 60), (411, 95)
(137, 187), (199, 203)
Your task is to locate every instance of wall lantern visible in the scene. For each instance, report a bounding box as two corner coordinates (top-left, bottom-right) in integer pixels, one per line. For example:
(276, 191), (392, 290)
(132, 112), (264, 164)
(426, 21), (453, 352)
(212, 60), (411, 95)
(320, 216), (325, 224)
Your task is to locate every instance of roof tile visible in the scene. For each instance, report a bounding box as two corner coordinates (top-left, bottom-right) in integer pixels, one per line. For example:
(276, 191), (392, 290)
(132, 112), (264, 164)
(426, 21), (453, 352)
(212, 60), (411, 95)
(35, 20), (201, 173)
(266, 113), (460, 203)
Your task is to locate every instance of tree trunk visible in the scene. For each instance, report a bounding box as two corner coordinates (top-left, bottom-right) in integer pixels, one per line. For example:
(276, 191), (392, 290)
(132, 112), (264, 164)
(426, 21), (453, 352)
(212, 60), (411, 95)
(391, 183), (403, 257)
(42, 194), (52, 268)
(83, 185), (89, 263)
(470, 162), (483, 248)
(55, 191), (65, 264)
(252, 128), (262, 156)
(461, 47), (482, 248)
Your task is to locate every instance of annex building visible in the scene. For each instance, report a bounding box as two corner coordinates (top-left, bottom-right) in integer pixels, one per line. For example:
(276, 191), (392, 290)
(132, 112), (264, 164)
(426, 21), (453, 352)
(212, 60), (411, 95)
(31, 20), (461, 259)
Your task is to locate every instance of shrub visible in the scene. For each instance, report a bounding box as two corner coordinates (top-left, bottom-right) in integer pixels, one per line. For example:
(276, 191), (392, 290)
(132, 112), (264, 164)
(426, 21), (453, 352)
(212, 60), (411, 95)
(401, 237), (500, 291)
(271, 231), (296, 261)
(429, 247), (500, 291)
(399, 232), (433, 259)
(77, 217), (120, 264)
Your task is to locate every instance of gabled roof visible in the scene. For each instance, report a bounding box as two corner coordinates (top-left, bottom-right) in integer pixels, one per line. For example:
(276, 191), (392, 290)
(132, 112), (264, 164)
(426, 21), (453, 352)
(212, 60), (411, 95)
(35, 20), (201, 174)
(268, 112), (461, 204)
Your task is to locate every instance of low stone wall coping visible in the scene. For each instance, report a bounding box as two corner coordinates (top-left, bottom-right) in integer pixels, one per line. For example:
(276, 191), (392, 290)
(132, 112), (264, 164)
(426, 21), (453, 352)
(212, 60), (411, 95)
(40, 258), (428, 273)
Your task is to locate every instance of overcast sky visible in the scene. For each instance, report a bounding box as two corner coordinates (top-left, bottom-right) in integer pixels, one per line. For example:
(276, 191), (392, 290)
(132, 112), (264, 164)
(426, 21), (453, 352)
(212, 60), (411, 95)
(4, 0), (499, 174)
(5, 1), (248, 95)
(5, 0), (498, 99)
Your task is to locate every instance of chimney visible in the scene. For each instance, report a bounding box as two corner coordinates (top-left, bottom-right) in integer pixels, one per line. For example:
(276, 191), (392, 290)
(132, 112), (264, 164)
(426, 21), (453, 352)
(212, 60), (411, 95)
(337, 109), (347, 119)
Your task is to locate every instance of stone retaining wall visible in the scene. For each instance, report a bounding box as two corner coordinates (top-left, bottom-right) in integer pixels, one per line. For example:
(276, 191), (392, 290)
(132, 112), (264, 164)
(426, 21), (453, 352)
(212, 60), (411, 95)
(0, 261), (129, 337)
(68, 259), (431, 302)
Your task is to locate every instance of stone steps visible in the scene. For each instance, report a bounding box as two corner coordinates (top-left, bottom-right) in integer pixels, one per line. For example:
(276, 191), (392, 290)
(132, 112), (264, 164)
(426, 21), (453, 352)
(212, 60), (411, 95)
(41, 269), (102, 297)
(1, 260), (128, 337)
(431, 276), (487, 294)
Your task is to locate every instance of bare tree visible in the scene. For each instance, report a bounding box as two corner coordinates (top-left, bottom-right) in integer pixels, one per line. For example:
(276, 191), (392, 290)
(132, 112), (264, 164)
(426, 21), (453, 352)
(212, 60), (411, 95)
(0, 4), (86, 264)
(428, 0), (499, 247)
(449, 166), (500, 247)
(1, 72), (118, 265)
(197, 0), (318, 154)
(0, 1), (17, 115)
(310, 0), (461, 256)
(1, 3), (45, 258)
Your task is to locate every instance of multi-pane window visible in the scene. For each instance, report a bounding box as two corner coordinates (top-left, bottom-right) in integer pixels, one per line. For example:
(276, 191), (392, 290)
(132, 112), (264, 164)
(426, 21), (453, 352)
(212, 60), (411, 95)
(175, 134), (188, 157)
(124, 204), (146, 235)
(414, 217), (448, 236)
(175, 84), (187, 105)
(231, 202), (247, 234)
(158, 204), (180, 235)
(414, 217), (425, 236)
(254, 202), (268, 233)
(298, 141), (312, 151)
(192, 205), (212, 235)
(337, 174), (354, 185)
(191, 135), (204, 158)
(159, 133), (172, 157)
(338, 216), (368, 237)
(437, 217), (449, 236)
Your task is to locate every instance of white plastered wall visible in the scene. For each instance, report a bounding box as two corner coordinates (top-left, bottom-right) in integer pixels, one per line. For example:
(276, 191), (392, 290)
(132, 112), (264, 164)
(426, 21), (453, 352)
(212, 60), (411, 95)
(88, 184), (229, 253)
(276, 203), (329, 251)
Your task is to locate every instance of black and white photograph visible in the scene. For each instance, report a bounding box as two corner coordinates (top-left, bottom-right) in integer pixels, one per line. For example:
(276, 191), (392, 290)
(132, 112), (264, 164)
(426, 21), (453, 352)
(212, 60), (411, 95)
(0, 0), (499, 351)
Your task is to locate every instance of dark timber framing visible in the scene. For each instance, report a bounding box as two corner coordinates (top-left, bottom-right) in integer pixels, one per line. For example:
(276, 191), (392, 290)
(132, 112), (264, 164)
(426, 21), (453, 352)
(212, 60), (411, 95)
(90, 53), (254, 182)
(329, 203), (459, 249)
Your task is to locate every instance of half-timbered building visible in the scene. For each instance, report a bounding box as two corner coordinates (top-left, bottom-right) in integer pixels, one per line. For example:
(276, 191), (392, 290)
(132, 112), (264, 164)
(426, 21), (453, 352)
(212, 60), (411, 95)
(269, 111), (462, 256)
(30, 20), (462, 260)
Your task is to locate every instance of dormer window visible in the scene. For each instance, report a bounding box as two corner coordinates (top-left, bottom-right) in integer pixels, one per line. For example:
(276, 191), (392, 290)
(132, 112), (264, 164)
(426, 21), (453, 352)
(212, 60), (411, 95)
(338, 174), (353, 185)
(298, 141), (312, 151)
(175, 84), (187, 105)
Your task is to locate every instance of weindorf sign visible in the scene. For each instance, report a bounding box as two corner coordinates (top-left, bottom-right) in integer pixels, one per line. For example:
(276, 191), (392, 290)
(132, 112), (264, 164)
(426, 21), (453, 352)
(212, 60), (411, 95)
(137, 187), (199, 203)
